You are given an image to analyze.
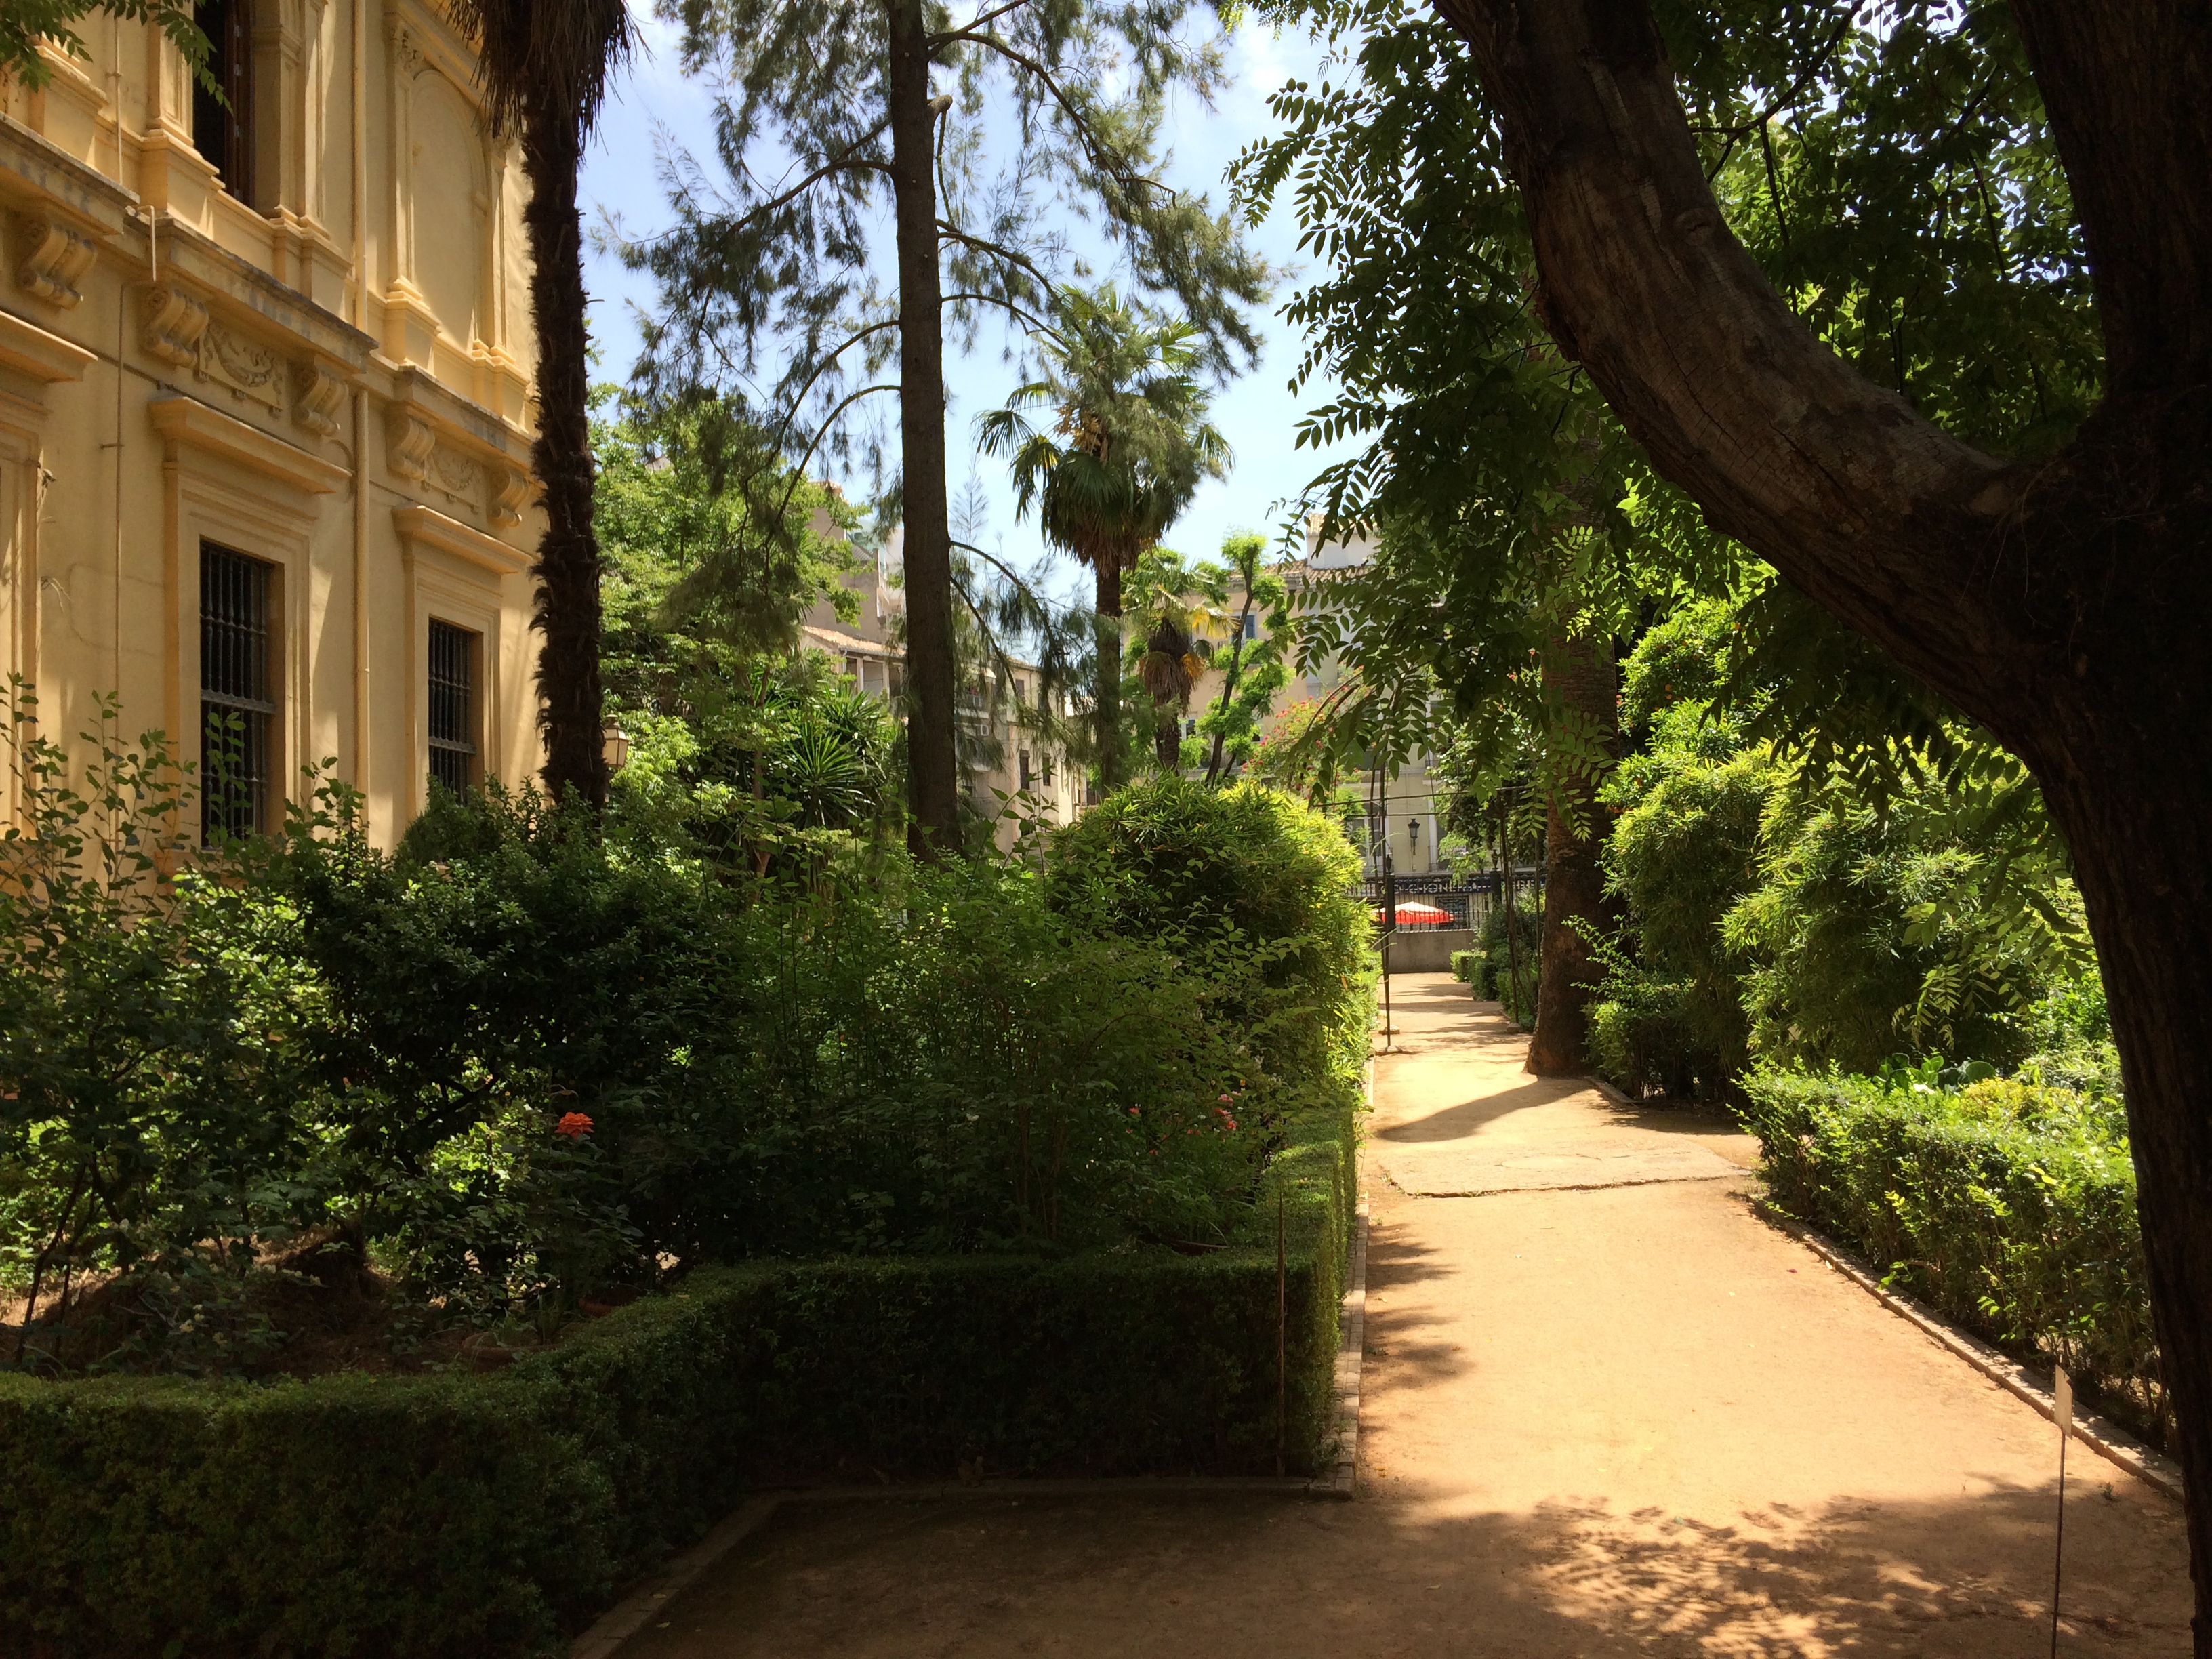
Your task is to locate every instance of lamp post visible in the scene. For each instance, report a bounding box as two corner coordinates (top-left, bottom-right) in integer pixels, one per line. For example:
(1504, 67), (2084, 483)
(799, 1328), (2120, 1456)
(600, 720), (630, 773)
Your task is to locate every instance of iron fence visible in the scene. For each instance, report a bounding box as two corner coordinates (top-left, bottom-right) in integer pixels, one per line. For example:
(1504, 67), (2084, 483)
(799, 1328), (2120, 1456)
(1359, 868), (1545, 932)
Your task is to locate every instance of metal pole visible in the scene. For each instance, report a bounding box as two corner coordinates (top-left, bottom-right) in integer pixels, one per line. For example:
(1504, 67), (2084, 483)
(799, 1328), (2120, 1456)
(1275, 1194), (1287, 1478)
(2051, 1364), (2072, 1657)
(1381, 842), (1395, 1048)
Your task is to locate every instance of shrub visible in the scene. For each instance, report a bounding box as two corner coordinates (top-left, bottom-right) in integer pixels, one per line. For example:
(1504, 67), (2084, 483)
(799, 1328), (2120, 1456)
(0, 696), (340, 1372)
(1449, 949), (1477, 983)
(1045, 777), (1373, 1086)
(1586, 972), (1718, 1100)
(1599, 724), (1779, 1073)
(1742, 1067), (2163, 1445)
(1473, 893), (1540, 1024)
(0, 726), (1374, 1654)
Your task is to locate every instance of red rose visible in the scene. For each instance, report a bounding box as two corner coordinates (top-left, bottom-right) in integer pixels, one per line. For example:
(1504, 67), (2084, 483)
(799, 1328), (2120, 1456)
(554, 1112), (594, 1139)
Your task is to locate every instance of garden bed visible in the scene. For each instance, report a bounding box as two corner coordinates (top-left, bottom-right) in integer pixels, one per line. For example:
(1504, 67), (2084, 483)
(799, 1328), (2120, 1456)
(0, 1084), (1357, 1659)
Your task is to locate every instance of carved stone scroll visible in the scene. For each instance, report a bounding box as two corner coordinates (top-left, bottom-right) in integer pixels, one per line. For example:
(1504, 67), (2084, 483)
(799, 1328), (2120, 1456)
(489, 465), (529, 527)
(293, 361), (346, 439)
(142, 283), (210, 369)
(16, 211), (98, 308)
(386, 409), (436, 484)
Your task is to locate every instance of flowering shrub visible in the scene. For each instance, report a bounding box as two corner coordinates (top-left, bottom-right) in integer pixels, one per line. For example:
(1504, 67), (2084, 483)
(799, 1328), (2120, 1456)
(3, 716), (1372, 1372)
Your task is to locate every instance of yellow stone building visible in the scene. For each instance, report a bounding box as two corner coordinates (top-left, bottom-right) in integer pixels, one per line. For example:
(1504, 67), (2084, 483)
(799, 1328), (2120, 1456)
(0, 0), (542, 848)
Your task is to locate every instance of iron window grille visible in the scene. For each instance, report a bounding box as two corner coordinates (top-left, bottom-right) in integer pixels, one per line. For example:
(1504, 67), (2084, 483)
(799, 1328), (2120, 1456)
(201, 544), (274, 842)
(427, 620), (478, 798)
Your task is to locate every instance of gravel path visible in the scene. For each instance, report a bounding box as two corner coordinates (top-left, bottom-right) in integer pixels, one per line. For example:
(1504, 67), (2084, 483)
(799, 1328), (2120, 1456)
(609, 972), (2190, 1657)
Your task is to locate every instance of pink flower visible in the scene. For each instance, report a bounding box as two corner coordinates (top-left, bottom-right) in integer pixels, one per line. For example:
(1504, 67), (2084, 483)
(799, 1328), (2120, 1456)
(1218, 1094), (1233, 1104)
(554, 1112), (594, 1140)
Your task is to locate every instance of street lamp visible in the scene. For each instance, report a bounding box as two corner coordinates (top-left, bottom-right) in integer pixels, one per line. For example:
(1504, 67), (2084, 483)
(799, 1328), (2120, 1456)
(600, 720), (630, 772)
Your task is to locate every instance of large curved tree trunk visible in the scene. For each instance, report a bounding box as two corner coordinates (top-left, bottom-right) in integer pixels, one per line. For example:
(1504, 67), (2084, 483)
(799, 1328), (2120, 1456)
(888, 0), (960, 859)
(1528, 630), (1616, 1076)
(1429, 0), (2212, 1635)
(523, 88), (605, 809)
(1094, 558), (1124, 791)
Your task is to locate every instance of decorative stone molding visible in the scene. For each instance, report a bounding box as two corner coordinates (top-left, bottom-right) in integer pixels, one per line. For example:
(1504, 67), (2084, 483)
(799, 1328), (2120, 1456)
(489, 465), (529, 529)
(199, 323), (285, 414)
(16, 210), (99, 308)
(428, 443), (480, 502)
(386, 407), (436, 484)
(293, 360), (346, 439)
(142, 283), (211, 369)
(392, 502), (532, 577)
(386, 18), (426, 77)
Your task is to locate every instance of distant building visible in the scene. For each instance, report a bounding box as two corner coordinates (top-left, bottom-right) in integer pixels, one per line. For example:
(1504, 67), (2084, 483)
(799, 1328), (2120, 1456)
(797, 525), (1082, 848)
(1178, 516), (1449, 874)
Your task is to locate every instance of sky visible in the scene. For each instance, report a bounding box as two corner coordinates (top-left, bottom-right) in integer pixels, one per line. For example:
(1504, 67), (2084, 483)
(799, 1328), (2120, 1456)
(575, 6), (1366, 605)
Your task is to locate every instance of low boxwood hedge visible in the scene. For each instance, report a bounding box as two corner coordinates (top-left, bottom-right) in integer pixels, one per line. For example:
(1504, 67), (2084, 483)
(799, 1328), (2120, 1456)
(1741, 1069), (2163, 1444)
(0, 1083), (1357, 1659)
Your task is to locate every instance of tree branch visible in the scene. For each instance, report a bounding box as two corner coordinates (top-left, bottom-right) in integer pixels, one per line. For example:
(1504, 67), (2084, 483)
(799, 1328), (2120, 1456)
(1425, 0), (2028, 732)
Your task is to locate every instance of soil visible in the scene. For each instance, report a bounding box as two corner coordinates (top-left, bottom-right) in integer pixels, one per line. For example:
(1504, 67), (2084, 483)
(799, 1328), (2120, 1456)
(2, 1233), (580, 1378)
(611, 972), (2192, 1658)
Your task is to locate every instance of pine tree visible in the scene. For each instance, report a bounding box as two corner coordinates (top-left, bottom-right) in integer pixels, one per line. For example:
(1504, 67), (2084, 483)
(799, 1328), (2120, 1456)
(625, 0), (1269, 855)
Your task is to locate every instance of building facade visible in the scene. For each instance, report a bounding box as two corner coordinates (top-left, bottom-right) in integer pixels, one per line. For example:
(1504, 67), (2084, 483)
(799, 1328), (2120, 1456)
(1, 1), (541, 848)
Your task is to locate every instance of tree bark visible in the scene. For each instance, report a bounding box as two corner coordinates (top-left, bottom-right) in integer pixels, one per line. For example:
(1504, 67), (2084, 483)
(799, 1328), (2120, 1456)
(888, 0), (960, 859)
(523, 87), (605, 810)
(1528, 630), (1616, 1076)
(1094, 556), (1124, 791)
(1427, 0), (2212, 1635)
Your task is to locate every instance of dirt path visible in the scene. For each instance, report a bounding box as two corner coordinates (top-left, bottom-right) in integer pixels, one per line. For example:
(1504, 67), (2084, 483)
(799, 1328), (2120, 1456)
(611, 973), (2189, 1657)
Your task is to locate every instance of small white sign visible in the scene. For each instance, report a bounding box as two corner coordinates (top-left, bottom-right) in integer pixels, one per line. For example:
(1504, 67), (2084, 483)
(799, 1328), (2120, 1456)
(2055, 1364), (2074, 1443)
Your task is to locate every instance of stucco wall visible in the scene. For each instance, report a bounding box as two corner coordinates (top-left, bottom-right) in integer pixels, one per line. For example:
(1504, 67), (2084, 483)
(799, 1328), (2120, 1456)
(1, 1), (543, 851)
(1383, 928), (1477, 975)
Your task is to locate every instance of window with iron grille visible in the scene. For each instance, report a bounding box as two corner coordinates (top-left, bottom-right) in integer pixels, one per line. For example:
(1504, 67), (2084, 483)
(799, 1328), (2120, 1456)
(427, 620), (478, 798)
(201, 544), (274, 842)
(1019, 748), (1031, 791)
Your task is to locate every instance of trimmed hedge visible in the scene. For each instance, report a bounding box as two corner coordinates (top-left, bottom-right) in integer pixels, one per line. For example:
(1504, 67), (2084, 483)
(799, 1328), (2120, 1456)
(0, 1083), (1357, 1659)
(1741, 1069), (2164, 1443)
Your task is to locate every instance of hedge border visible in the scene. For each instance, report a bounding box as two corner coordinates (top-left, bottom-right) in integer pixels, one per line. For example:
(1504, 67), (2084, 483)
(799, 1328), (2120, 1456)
(0, 1078), (1360, 1659)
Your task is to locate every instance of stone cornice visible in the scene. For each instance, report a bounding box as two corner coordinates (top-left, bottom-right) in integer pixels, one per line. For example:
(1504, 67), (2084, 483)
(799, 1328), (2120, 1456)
(148, 392), (350, 495)
(152, 216), (375, 373)
(392, 503), (532, 577)
(0, 306), (95, 384)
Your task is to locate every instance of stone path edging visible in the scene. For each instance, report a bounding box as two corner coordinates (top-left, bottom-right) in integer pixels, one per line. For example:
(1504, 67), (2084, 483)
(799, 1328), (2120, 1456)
(1752, 1198), (2184, 1503)
(1587, 1069), (2180, 1504)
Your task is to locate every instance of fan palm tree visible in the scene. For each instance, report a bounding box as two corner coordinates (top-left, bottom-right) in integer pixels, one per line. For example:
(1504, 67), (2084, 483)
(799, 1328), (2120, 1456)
(449, 0), (633, 810)
(1126, 547), (1229, 774)
(979, 287), (1226, 792)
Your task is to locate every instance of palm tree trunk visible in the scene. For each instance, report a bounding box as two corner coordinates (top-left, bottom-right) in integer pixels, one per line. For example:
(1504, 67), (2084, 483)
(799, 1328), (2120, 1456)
(1094, 556), (1124, 791)
(523, 83), (605, 808)
(887, 0), (960, 858)
(1154, 703), (1181, 772)
(1527, 629), (1617, 1075)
